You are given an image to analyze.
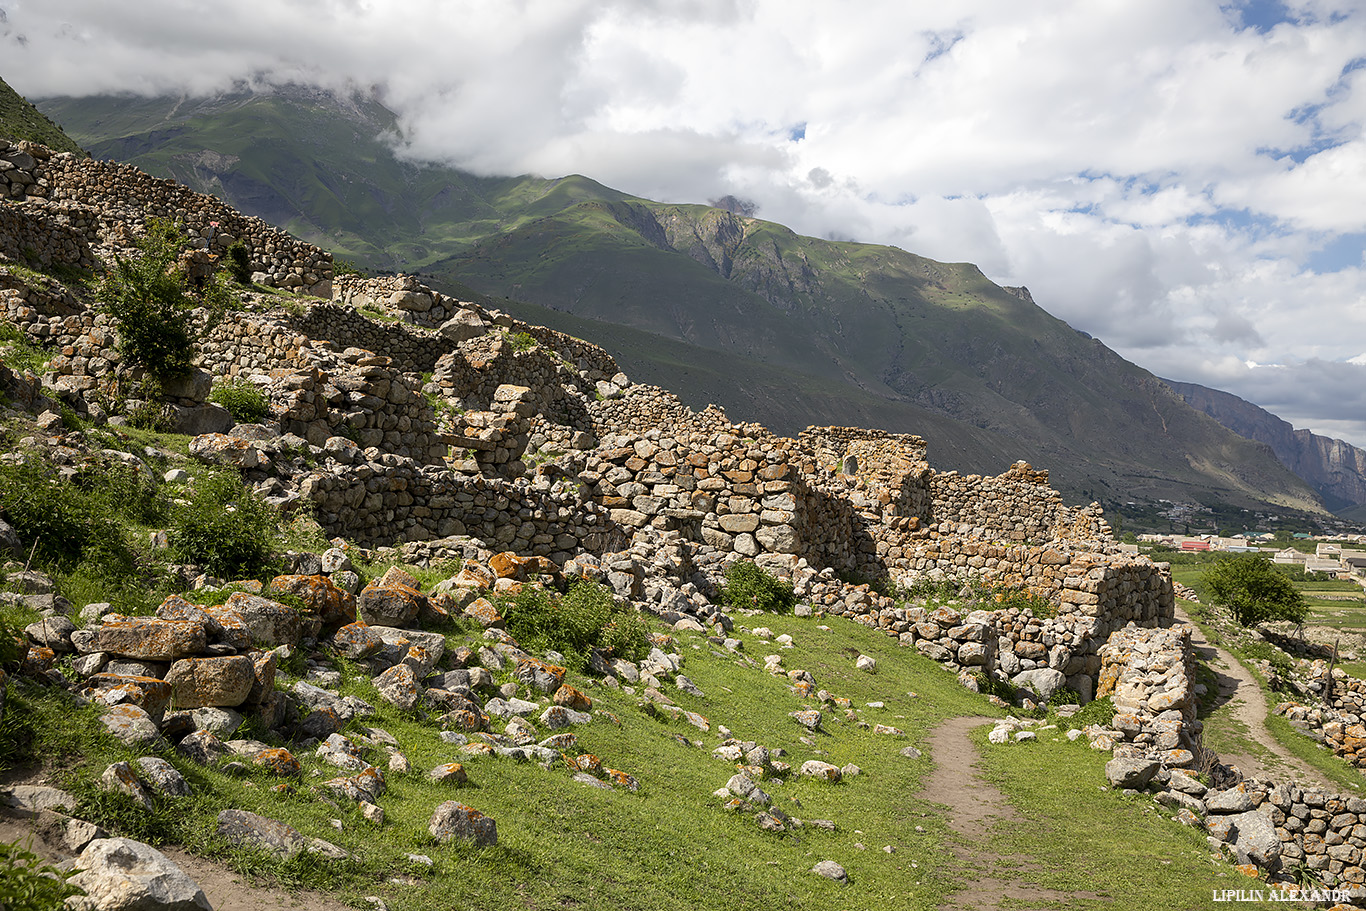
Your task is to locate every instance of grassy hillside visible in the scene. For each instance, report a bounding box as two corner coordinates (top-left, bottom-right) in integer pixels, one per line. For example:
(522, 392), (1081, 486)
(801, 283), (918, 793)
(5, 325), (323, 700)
(37, 88), (1331, 524)
(0, 76), (84, 154)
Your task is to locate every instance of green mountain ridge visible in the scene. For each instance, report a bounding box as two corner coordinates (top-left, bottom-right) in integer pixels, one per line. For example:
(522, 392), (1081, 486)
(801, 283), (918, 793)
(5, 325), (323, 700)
(0, 75), (84, 155)
(31, 86), (1338, 526)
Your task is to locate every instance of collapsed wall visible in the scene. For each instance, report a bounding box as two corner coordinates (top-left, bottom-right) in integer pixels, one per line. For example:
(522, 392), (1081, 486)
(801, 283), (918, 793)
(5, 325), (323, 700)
(0, 145), (1176, 699)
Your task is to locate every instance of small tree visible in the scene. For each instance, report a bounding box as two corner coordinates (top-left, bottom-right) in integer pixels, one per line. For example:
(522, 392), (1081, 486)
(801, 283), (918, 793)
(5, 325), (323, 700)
(1203, 553), (1307, 629)
(96, 220), (230, 385)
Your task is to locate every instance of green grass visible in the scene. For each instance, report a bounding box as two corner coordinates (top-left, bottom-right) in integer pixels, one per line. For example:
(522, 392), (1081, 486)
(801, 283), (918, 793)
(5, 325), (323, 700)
(0, 321), (53, 376)
(0, 76), (86, 155)
(4, 595), (1305, 910)
(972, 730), (1237, 910)
(3, 606), (1016, 911)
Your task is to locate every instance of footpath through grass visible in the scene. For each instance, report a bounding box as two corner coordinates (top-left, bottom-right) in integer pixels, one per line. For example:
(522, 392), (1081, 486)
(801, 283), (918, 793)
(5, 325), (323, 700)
(973, 730), (1235, 911)
(2, 600), (1273, 911)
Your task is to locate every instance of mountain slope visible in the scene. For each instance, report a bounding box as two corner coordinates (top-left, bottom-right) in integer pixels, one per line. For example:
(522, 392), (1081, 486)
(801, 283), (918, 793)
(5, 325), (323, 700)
(0, 75), (84, 154)
(36, 87), (1331, 521)
(1166, 380), (1366, 514)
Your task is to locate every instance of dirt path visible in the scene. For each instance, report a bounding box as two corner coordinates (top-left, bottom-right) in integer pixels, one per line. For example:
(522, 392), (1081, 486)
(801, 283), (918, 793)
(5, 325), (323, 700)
(0, 768), (354, 911)
(1177, 607), (1335, 790)
(924, 715), (1097, 911)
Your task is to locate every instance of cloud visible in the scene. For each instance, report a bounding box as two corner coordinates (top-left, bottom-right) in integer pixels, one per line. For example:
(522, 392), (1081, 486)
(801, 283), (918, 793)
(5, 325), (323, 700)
(4, 0), (1366, 448)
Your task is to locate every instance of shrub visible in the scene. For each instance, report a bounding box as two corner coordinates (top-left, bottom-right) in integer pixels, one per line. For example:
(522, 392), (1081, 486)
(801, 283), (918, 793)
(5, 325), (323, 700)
(96, 220), (198, 383)
(209, 378), (269, 424)
(0, 458), (129, 573)
(226, 241), (253, 285)
(0, 840), (83, 910)
(509, 331), (537, 352)
(719, 561), (796, 614)
(901, 577), (963, 603)
(1203, 553), (1307, 629)
(501, 580), (649, 671)
(168, 472), (278, 579)
(989, 584), (1058, 618)
(0, 321), (50, 375)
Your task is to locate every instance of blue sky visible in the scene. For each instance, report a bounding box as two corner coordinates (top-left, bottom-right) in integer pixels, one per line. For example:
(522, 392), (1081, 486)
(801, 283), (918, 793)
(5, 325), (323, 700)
(4, 0), (1366, 449)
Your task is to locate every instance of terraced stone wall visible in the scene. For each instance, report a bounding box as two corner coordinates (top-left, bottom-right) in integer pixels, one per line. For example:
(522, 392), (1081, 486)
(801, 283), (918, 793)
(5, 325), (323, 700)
(1, 142), (332, 295)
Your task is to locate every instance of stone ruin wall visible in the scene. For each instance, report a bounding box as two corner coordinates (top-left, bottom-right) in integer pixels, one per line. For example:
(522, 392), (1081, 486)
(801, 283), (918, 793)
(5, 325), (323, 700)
(0, 145), (96, 271)
(1097, 626), (1366, 888)
(0, 160), (1176, 699)
(0, 140), (331, 295)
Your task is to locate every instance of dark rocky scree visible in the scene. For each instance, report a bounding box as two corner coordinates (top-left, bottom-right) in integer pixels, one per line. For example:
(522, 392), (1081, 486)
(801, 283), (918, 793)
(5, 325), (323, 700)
(1, 140), (1353, 905)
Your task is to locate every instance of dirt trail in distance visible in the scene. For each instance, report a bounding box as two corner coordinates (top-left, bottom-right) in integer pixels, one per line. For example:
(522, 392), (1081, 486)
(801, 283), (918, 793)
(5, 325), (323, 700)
(1177, 606), (1336, 791)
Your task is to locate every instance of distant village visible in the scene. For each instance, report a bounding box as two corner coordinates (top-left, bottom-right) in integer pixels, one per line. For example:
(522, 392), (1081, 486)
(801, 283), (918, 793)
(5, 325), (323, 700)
(1136, 530), (1366, 585)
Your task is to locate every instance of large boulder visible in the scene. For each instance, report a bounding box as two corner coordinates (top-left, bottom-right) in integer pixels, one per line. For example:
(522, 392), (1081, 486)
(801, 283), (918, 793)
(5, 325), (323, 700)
(373, 664), (421, 711)
(266, 574), (356, 632)
(165, 656), (255, 709)
(357, 579), (426, 628)
(216, 593), (301, 648)
(217, 809), (313, 858)
(66, 837), (211, 911)
(98, 618), (205, 661)
(428, 801), (498, 846)
(1011, 668), (1067, 702)
(99, 705), (165, 748)
(438, 309), (488, 342)
(1104, 757), (1161, 790)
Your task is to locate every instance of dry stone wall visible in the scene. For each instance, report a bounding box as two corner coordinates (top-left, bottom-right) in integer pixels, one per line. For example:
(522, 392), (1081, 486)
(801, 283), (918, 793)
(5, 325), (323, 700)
(0, 149), (1178, 699)
(0, 141), (331, 295)
(0, 147), (96, 271)
(1089, 626), (1366, 891)
(1278, 663), (1366, 768)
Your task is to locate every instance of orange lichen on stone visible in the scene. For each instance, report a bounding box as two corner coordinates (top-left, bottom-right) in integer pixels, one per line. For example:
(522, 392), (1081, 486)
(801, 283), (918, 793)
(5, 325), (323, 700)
(378, 566), (421, 591)
(98, 617), (206, 660)
(606, 769), (639, 791)
(552, 684), (592, 711)
(461, 597), (504, 629)
(22, 646), (56, 675)
(429, 763), (468, 784)
(267, 574), (356, 630)
(254, 748), (301, 776)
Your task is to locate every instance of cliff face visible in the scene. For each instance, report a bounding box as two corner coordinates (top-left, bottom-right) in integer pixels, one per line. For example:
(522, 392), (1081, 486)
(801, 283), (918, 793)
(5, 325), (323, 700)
(1167, 380), (1366, 512)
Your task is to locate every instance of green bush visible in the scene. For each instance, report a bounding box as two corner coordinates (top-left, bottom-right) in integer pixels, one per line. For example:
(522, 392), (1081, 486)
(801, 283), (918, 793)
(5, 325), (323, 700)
(96, 219), (234, 387)
(0, 458), (133, 574)
(501, 580), (649, 671)
(719, 561), (796, 614)
(96, 221), (199, 383)
(1203, 553), (1307, 629)
(509, 331), (537, 352)
(0, 840), (83, 910)
(209, 378), (269, 424)
(226, 241), (253, 285)
(168, 472), (278, 579)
